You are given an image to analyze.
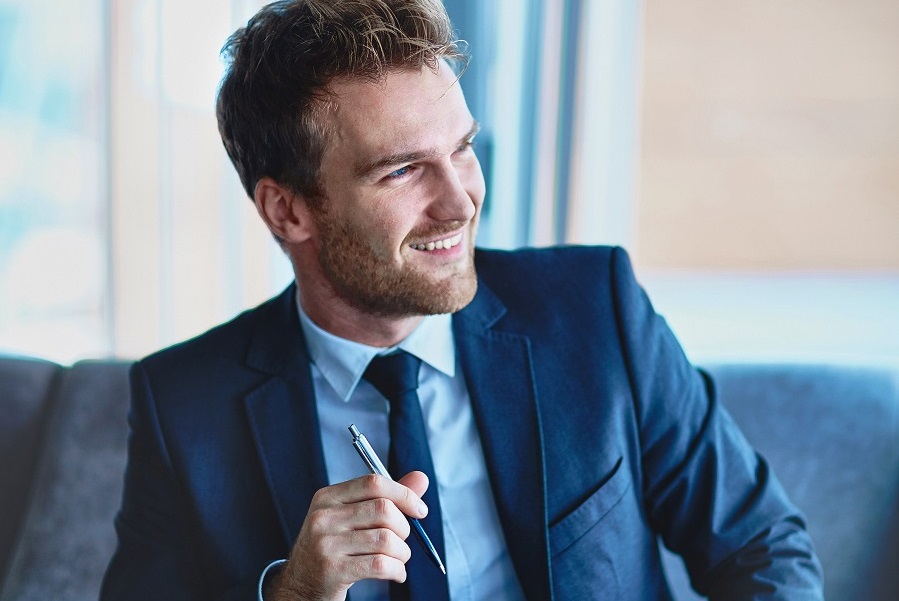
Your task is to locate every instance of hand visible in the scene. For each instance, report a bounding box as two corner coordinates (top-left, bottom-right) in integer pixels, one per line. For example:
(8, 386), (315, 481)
(270, 471), (430, 601)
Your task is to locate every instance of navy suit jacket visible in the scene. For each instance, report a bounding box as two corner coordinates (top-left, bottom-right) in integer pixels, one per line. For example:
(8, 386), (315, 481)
(101, 246), (823, 600)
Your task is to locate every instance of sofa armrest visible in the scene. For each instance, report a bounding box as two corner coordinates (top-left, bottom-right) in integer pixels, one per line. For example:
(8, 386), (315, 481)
(0, 356), (62, 587)
(0, 359), (131, 601)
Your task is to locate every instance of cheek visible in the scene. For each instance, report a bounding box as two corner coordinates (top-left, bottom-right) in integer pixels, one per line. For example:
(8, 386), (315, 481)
(363, 204), (416, 254)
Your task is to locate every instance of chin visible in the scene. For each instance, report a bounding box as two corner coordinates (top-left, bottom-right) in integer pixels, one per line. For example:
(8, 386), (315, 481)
(421, 275), (478, 315)
(350, 269), (478, 318)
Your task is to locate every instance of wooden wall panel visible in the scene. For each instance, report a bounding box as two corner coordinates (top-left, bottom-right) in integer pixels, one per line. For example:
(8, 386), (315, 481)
(637, 0), (899, 269)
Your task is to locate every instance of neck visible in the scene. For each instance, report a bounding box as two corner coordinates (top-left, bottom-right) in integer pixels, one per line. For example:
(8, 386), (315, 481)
(287, 240), (434, 346)
(296, 281), (425, 348)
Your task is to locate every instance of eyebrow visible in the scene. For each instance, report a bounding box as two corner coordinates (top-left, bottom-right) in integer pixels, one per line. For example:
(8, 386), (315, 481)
(353, 120), (481, 179)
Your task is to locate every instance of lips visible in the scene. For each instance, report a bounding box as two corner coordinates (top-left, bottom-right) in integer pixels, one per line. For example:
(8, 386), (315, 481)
(409, 232), (463, 251)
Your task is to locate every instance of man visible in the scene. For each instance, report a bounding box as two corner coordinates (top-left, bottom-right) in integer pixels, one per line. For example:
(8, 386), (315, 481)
(101, 1), (824, 600)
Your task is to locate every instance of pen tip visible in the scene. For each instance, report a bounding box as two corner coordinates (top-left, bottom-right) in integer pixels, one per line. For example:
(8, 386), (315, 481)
(441, 566), (447, 575)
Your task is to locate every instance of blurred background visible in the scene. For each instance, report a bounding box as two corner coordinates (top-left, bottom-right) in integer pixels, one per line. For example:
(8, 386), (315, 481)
(0, 0), (897, 367)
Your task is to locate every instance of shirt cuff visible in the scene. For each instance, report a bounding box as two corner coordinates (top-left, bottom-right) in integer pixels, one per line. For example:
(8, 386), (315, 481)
(258, 559), (287, 601)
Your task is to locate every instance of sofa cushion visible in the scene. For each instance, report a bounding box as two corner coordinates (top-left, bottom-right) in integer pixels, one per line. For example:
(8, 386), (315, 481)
(0, 360), (130, 601)
(0, 356), (62, 586)
(663, 363), (899, 601)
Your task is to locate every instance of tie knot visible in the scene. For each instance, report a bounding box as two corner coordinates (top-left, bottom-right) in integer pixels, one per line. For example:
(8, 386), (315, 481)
(364, 351), (422, 400)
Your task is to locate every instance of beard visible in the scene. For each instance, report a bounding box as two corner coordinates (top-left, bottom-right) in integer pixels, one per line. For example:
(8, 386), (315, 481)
(311, 208), (479, 318)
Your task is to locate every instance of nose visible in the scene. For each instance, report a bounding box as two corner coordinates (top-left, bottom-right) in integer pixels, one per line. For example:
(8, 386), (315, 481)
(425, 157), (484, 223)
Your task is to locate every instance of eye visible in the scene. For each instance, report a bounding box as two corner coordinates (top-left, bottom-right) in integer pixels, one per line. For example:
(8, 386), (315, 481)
(386, 165), (411, 179)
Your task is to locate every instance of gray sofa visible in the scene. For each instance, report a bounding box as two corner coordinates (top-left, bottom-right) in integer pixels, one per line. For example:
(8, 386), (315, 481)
(1, 355), (897, 600)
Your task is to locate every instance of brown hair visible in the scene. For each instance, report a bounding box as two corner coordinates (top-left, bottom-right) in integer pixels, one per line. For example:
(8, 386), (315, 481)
(216, 0), (466, 203)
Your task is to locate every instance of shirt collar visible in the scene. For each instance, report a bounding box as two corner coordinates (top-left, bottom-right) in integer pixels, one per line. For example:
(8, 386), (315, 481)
(296, 295), (456, 402)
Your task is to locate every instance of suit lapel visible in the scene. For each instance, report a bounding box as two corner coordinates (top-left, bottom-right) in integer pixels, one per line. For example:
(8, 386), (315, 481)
(243, 286), (328, 547)
(454, 282), (553, 601)
(236, 279), (553, 596)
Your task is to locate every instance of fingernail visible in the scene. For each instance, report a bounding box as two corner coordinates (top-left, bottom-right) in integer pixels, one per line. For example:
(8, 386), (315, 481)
(418, 500), (428, 517)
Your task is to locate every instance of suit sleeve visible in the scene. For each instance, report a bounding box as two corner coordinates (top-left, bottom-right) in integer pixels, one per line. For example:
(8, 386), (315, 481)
(608, 247), (824, 600)
(100, 362), (258, 601)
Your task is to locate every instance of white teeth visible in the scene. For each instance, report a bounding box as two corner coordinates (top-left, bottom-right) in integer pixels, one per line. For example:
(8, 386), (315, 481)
(410, 232), (463, 252)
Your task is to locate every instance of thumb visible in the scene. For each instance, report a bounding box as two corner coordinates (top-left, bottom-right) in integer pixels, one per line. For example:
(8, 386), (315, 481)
(397, 470), (430, 499)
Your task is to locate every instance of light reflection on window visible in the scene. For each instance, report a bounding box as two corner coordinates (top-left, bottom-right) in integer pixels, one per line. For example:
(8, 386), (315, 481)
(0, 0), (107, 363)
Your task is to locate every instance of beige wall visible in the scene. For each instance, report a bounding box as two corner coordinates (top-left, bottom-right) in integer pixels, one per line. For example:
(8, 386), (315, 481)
(637, 0), (899, 269)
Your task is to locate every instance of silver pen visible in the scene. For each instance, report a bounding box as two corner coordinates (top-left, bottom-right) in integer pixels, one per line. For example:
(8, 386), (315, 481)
(348, 424), (447, 575)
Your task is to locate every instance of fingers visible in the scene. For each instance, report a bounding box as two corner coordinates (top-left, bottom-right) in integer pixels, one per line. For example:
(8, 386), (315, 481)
(276, 544), (408, 601)
(304, 525), (412, 583)
(308, 495), (412, 540)
(316, 474), (428, 520)
(347, 527), (413, 563)
(272, 475), (428, 599)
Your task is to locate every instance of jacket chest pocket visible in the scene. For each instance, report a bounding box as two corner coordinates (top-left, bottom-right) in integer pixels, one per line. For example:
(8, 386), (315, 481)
(549, 457), (631, 556)
(548, 458), (633, 599)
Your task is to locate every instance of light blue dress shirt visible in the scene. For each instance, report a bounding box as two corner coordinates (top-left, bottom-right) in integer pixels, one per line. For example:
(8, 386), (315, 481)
(289, 303), (526, 601)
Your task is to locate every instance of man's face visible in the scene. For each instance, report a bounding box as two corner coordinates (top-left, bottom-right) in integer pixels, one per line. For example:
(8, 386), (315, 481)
(306, 64), (485, 318)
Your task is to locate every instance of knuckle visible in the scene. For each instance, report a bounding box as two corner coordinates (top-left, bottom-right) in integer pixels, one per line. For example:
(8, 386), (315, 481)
(320, 553), (339, 573)
(306, 509), (330, 533)
(309, 532), (333, 557)
(374, 527), (392, 551)
(373, 497), (394, 517)
(310, 485), (331, 507)
(362, 473), (384, 494)
(368, 554), (392, 578)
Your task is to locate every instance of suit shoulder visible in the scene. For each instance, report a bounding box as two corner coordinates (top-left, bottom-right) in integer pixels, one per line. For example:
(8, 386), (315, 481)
(474, 245), (631, 292)
(137, 285), (293, 374)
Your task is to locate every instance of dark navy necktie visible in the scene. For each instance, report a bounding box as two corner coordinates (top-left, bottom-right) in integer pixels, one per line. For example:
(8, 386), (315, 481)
(363, 351), (450, 601)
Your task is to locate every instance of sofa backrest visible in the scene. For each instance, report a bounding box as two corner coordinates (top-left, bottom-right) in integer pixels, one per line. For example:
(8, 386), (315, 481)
(663, 363), (899, 601)
(1, 358), (897, 600)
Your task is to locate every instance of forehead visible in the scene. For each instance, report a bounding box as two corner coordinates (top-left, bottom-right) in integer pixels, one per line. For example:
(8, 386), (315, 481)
(323, 66), (473, 161)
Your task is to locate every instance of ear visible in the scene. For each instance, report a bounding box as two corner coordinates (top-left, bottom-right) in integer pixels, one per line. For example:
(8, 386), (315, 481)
(254, 177), (315, 244)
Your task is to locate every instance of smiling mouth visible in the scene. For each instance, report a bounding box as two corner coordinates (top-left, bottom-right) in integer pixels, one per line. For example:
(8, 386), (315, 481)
(409, 232), (464, 252)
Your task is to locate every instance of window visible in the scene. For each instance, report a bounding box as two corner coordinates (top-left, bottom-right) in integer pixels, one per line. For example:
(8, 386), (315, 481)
(0, 0), (108, 362)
